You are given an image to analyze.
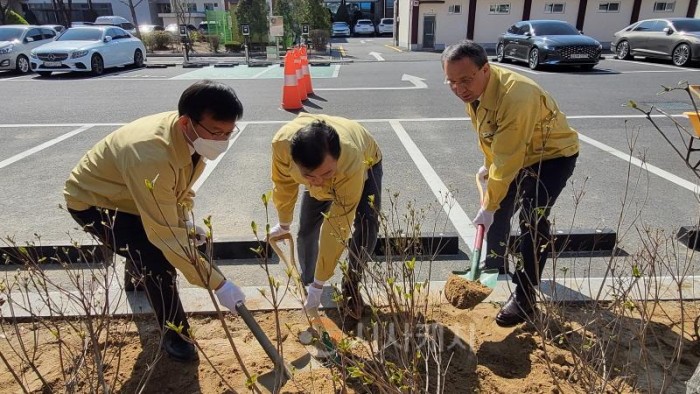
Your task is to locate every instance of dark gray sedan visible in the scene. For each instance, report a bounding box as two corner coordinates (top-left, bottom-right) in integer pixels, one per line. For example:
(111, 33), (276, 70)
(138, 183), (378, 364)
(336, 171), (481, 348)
(496, 20), (602, 70)
(612, 18), (700, 67)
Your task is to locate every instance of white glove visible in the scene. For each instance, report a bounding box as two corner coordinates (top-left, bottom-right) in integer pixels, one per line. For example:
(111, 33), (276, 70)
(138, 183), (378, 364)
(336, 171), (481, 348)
(473, 208), (495, 234)
(185, 220), (207, 246)
(215, 280), (246, 315)
(268, 223), (291, 240)
(304, 284), (323, 315)
(476, 165), (489, 190)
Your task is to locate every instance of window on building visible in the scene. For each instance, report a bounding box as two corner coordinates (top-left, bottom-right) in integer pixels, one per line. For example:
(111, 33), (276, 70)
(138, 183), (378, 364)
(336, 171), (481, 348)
(448, 4), (462, 14)
(204, 3), (217, 10)
(489, 3), (511, 14)
(544, 3), (565, 13)
(598, 2), (620, 12)
(157, 3), (171, 13)
(187, 3), (197, 12)
(653, 1), (674, 11)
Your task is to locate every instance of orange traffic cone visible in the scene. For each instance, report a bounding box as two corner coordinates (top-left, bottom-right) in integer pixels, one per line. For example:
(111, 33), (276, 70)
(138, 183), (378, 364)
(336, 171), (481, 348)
(282, 50), (303, 110)
(294, 48), (308, 101)
(301, 46), (314, 95)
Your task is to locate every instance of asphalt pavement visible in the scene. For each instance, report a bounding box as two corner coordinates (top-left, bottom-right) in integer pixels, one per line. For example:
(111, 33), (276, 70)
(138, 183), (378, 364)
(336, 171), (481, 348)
(1, 36), (700, 314)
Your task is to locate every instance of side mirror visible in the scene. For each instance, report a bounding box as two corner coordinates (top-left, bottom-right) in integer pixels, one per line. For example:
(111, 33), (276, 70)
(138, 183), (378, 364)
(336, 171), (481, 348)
(104, 36), (112, 42)
(523, 31), (532, 37)
(664, 27), (674, 35)
(25, 37), (34, 43)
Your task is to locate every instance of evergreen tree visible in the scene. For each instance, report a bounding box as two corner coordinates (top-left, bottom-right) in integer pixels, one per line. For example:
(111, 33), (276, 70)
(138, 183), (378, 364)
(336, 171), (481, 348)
(236, 0), (270, 44)
(273, 0), (296, 47)
(334, 0), (351, 25)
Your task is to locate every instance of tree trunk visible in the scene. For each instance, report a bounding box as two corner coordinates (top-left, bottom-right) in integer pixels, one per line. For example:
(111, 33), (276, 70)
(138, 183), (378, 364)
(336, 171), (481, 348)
(128, 0), (141, 39)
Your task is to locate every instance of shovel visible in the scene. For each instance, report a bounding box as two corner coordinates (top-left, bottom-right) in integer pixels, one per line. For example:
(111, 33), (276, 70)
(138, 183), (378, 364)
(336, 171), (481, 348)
(449, 173), (500, 305)
(235, 302), (293, 384)
(268, 233), (342, 363)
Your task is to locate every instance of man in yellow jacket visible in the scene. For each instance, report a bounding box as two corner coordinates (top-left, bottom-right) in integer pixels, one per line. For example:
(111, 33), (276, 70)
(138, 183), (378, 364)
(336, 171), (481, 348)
(442, 41), (579, 327)
(64, 80), (246, 362)
(268, 114), (382, 319)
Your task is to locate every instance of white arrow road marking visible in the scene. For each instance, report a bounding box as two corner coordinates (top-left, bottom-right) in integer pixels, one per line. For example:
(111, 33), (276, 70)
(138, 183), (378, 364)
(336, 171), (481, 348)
(315, 73), (427, 91)
(369, 51), (385, 61)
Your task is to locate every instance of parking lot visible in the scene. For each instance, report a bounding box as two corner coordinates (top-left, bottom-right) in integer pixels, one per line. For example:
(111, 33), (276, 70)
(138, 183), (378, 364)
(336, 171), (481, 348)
(2, 37), (700, 285)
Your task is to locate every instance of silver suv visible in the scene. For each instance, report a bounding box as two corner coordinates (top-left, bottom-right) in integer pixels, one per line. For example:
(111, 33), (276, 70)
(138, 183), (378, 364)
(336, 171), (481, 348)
(354, 19), (375, 37)
(0, 25), (57, 74)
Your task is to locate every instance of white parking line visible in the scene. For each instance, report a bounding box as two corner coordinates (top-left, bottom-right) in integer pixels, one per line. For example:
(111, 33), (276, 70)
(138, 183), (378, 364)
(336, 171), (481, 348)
(0, 124), (94, 169)
(607, 58), (688, 70)
(578, 133), (700, 193)
(389, 120), (483, 257)
(192, 122), (247, 192)
(491, 63), (540, 75)
(331, 64), (340, 78)
(250, 65), (278, 79)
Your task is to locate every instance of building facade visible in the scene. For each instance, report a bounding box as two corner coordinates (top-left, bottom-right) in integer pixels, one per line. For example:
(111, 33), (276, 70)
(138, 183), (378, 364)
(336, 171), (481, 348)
(398, 0), (698, 51)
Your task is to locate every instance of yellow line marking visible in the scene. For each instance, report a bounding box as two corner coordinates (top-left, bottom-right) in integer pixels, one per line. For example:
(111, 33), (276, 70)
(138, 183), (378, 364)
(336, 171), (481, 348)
(385, 45), (403, 52)
(338, 45), (347, 56)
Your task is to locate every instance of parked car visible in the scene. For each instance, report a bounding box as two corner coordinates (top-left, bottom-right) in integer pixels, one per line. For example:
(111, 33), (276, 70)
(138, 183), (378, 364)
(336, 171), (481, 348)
(612, 17), (700, 67)
(165, 23), (196, 35)
(377, 18), (393, 36)
(94, 15), (136, 35)
(496, 19), (602, 70)
(30, 26), (146, 77)
(332, 22), (351, 37)
(354, 19), (375, 36)
(41, 24), (66, 34)
(138, 24), (164, 34)
(198, 21), (218, 35)
(0, 25), (57, 74)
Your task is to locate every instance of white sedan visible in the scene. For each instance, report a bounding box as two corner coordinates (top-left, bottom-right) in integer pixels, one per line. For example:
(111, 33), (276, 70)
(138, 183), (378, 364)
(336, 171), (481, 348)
(30, 26), (146, 77)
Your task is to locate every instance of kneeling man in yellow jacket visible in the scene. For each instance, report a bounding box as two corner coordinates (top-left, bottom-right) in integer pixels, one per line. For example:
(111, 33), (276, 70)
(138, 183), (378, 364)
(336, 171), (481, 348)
(64, 80), (246, 362)
(268, 114), (382, 319)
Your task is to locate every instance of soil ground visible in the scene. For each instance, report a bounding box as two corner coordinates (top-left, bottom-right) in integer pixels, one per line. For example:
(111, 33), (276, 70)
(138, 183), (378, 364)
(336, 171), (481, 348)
(1, 301), (699, 393)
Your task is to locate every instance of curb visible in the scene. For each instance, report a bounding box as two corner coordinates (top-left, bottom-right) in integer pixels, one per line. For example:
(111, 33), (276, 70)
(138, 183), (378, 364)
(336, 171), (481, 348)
(0, 229), (617, 265)
(2, 275), (696, 319)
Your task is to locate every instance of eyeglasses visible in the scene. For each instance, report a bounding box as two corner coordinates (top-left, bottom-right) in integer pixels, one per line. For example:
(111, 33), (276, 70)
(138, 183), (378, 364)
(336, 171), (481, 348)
(195, 121), (240, 138)
(444, 67), (483, 89)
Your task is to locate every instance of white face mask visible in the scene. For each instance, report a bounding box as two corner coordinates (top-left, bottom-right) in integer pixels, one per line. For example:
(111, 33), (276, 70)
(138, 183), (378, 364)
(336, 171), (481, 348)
(187, 120), (230, 160)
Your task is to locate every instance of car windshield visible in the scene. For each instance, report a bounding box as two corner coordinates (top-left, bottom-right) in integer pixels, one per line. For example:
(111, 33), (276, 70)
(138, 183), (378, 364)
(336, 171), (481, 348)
(333, 23), (348, 28)
(0, 28), (24, 41)
(382, 19), (393, 24)
(672, 19), (700, 32)
(58, 28), (103, 41)
(533, 22), (579, 35)
(358, 21), (372, 25)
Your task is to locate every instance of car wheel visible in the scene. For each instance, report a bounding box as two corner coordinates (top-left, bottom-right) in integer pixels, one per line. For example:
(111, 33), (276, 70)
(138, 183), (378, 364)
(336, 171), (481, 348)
(91, 54), (104, 76)
(616, 40), (632, 60)
(672, 43), (691, 67)
(528, 48), (540, 70)
(496, 44), (508, 63)
(132, 49), (144, 68)
(15, 55), (30, 74)
(37, 71), (52, 77)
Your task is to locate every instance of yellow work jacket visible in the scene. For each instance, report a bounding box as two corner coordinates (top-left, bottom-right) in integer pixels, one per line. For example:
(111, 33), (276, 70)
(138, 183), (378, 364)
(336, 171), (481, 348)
(468, 65), (579, 211)
(271, 113), (382, 281)
(64, 111), (225, 290)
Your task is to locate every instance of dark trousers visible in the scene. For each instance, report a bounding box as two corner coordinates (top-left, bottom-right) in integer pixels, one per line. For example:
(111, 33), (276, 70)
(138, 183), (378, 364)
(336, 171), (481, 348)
(484, 154), (578, 292)
(69, 207), (189, 333)
(297, 161), (383, 286)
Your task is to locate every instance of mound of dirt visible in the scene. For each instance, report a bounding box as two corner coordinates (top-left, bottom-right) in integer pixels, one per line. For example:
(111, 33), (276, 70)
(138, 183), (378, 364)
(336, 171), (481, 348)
(444, 274), (492, 309)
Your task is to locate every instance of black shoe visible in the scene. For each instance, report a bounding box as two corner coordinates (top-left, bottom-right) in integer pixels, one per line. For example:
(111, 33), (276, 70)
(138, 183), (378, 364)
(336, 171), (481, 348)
(162, 330), (198, 362)
(495, 290), (535, 327)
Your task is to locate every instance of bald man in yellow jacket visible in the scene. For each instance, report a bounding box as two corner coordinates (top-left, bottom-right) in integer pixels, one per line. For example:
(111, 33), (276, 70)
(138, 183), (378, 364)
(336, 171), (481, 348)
(268, 114), (382, 319)
(443, 41), (579, 327)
